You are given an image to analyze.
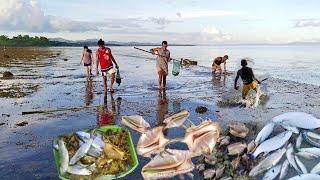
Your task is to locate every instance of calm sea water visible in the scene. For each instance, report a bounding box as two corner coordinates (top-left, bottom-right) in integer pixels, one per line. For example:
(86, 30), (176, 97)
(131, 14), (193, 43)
(112, 45), (320, 86)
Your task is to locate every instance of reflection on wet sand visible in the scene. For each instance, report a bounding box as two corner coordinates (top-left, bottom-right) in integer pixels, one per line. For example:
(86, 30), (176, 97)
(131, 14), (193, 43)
(96, 94), (121, 126)
(97, 95), (115, 126)
(212, 73), (227, 87)
(84, 80), (94, 106)
(156, 91), (168, 125)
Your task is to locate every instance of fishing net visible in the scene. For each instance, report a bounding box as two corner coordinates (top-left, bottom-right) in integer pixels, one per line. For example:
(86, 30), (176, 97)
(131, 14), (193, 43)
(116, 68), (121, 86)
(172, 60), (181, 76)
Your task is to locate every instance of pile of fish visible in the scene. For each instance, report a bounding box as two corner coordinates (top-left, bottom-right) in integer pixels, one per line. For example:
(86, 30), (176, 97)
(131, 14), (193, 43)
(123, 110), (320, 180)
(244, 111), (320, 180)
(54, 129), (133, 179)
(121, 109), (221, 179)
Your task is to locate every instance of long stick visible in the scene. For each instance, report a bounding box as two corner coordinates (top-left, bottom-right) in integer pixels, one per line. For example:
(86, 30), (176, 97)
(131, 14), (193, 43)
(134, 47), (180, 61)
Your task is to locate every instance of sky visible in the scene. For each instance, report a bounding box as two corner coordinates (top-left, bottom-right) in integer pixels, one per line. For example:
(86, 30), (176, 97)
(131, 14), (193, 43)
(0, 0), (320, 44)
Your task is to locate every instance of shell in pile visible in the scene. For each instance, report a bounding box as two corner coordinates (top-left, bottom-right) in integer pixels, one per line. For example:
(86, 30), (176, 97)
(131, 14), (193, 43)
(227, 122), (249, 138)
(142, 149), (194, 179)
(137, 126), (169, 157)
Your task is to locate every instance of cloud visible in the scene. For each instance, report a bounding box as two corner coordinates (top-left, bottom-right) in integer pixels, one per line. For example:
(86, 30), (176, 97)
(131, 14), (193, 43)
(294, 19), (320, 28)
(0, 0), (145, 33)
(177, 10), (243, 18)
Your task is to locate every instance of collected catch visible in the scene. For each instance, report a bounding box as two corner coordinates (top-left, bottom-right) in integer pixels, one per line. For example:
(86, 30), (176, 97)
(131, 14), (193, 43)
(279, 160), (289, 180)
(262, 164), (281, 180)
(286, 143), (302, 174)
(294, 155), (308, 174)
(218, 136), (230, 146)
(255, 122), (275, 145)
(227, 142), (247, 155)
(247, 140), (256, 153)
(137, 126), (169, 157)
(249, 148), (286, 177)
(302, 131), (320, 148)
(253, 131), (292, 158)
(282, 125), (299, 134)
(163, 109), (189, 129)
(58, 139), (69, 174)
(104, 142), (125, 160)
(67, 165), (92, 176)
(288, 174), (320, 180)
(272, 112), (320, 129)
(227, 122), (249, 138)
(298, 147), (320, 156)
(203, 169), (216, 179)
(304, 131), (320, 139)
(69, 138), (93, 165)
(296, 133), (303, 149)
(121, 115), (150, 133)
(141, 149), (194, 179)
(182, 120), (220, 156)
(296, 151), (319, 159)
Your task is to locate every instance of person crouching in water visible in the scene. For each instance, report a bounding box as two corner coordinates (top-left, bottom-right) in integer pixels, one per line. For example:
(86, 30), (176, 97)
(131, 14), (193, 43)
(150, 41), (171, 90)
(80, 46), (93, 80)
(234, 59), (261, 99)
(212, 55), (228, 74)
(96, 39), (119, 93)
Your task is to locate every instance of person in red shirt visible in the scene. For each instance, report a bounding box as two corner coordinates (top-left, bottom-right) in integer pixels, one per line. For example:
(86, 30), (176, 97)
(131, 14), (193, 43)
(96, 39), (119, 93)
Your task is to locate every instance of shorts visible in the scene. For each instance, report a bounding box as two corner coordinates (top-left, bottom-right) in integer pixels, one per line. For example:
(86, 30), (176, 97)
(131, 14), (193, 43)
(101, 68), (115, 76)
(242, 81), (257, 98)
(212, 63), (222, 72)
(84, 63), (91, 67)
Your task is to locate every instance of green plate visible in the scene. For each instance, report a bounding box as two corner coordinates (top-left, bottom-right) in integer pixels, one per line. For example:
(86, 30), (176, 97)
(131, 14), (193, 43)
(53, 125), (139, 179)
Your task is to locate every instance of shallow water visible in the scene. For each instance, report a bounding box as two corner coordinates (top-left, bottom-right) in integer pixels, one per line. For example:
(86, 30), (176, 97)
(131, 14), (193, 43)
(0, 46), (319, 179)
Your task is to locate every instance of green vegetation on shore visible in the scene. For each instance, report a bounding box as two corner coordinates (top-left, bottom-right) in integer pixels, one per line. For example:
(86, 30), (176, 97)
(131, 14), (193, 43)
(0, 35), (50, 46)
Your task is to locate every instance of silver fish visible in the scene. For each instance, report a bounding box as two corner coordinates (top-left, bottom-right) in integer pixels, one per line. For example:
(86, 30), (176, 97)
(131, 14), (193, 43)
(262, 164), (281, 180)
(272, 112), (320, 129)
(87, 145), (102, 157)
(295, 155), (308, 174)
(69, 138), (93, 165)
(282, 125), (299, 134)
(253, 131), (292, 158)
(296, 133), (303, 149)
(255, 122), (275, 145)
(288, 174), (320, 180)
(58, 139), (69, 174)
(310, 161), (320, 174)
(249, 148), (286, 177)
(298, 147), (320, 156)
(305, 131), (320, 140)
(296, 151), (319, 159)
(279, 159), (289, 180)
(286, 143), (302, 174)
(67, 165), (92, 175)
(302, 131), (320, 148)
(76, 131), (91, 141)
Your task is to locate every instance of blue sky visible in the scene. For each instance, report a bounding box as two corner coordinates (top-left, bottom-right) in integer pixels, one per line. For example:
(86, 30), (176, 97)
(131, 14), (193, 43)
(0, 0), (320, 44)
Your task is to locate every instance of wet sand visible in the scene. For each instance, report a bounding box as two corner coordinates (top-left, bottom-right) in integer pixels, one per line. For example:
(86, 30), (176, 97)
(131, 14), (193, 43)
(0, 47), (319, 179)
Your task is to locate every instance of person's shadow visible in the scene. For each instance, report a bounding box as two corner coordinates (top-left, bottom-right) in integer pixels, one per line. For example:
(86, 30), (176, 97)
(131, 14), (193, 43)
(84, 79), (94, 106)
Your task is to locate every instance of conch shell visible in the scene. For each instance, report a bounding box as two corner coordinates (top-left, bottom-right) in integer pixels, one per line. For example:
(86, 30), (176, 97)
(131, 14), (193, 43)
(142, 149), (194, 179)
(121, 115), (150, 133)
(182, 120), (221, 156)
(103, 142), (125, 160)
(163, 109), (189, 129)
(137, 126), (169, 157)
(227, 142), (247, 155)
(227, 122), (249, 138)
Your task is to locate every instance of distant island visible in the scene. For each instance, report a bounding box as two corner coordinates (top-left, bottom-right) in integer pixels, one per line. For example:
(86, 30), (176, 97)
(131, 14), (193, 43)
(0, 35), (194, 47)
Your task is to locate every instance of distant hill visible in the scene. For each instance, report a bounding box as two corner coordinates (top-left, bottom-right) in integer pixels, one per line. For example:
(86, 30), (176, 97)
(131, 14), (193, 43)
(48, 38), (194, 46)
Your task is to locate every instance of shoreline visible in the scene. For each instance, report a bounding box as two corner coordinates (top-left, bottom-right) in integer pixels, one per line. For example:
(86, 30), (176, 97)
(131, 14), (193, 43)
(0, 47), (320, 179)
